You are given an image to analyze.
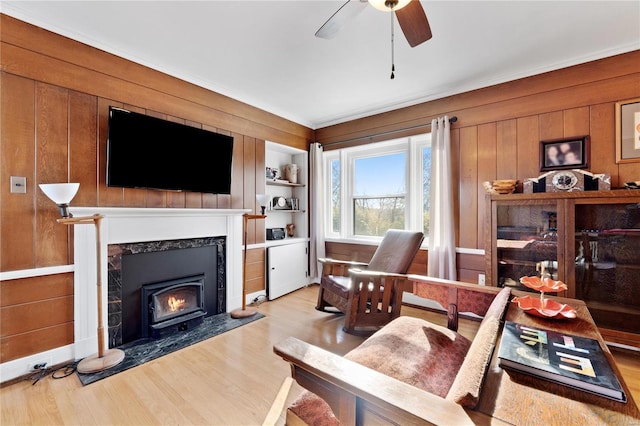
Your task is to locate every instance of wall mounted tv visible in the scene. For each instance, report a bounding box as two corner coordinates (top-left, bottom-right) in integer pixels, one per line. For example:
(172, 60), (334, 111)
(107, 107), (234, 194)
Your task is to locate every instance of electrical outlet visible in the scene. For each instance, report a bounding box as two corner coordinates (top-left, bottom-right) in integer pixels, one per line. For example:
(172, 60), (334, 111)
(478, 274), (486, 286)
(29, 358), (51, 370)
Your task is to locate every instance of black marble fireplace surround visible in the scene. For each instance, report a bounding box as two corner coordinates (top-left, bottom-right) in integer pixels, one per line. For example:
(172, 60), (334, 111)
(107, 237), (226, 347)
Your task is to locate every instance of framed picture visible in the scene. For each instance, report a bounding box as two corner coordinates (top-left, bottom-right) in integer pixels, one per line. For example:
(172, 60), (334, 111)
(539, 136), (589, 171)
(265, 167), (280, 180)
(615, 97), (640, 163)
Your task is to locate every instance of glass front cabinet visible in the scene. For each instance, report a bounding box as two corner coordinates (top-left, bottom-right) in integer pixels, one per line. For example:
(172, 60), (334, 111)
(486, 190), (640, 347)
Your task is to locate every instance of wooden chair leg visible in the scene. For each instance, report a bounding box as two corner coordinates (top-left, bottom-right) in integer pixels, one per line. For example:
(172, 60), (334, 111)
(262, 377), (294, 426)
(315, 285), (328, 311)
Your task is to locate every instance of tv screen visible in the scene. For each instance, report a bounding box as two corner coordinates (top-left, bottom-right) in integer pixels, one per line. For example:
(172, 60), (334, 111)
(107, 107), (233, 194)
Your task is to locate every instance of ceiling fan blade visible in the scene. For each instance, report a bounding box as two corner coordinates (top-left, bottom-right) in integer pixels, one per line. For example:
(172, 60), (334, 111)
(396, 0), (432, 47)
(315, 0), (368, 39)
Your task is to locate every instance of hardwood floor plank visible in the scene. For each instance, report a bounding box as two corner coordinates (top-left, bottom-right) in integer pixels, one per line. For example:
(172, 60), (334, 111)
(610, 346), (640, 404)
(1, 284), (637, 425)
(55, 376), (96, 425)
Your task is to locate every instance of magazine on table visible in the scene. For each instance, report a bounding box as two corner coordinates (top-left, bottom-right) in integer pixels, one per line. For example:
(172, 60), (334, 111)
(498, 321), (626, 402)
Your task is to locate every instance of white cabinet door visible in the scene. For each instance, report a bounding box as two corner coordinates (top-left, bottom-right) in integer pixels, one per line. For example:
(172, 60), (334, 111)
(267, 242), (308, 299)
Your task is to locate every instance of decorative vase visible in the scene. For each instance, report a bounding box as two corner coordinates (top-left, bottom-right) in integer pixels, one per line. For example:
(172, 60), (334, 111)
(286, 223), (295, 237)
(284, 164), (298, 184)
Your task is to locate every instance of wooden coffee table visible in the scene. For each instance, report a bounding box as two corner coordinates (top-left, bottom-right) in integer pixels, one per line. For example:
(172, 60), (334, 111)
(477, 292), (640, 424)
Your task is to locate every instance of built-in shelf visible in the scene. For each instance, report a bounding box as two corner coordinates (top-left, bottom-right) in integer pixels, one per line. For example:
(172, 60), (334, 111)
(265, 140), (310, 298)
(268, 209), (306, 213)
(265, 237), (309, 247)
(267, 180), (305, 188)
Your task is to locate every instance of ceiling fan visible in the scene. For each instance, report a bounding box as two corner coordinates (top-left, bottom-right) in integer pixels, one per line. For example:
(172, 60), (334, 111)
(315, 0), (432, 48)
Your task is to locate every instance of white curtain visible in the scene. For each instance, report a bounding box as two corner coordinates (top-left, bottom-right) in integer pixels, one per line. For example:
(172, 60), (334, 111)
(309, 142), (326, 281)
(427, 116), (457, 280)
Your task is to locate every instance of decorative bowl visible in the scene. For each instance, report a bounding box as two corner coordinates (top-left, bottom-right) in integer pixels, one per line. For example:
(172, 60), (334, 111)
(512, 295), (577, 319)
(491, 179), (517, 194)
(494, 187), (516, 194)
(519, 276), (567, 293)
(492, 179), (517, 186)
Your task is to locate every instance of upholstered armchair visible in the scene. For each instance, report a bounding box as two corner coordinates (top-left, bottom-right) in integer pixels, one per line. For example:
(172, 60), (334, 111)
(316, 229), (424, 334)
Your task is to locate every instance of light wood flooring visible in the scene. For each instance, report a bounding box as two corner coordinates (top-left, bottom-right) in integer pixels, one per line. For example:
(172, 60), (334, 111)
(1, 284), (639, 425)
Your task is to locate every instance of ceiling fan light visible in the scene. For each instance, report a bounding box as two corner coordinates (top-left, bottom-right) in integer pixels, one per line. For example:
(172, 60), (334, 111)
(368, 0), (411, 12)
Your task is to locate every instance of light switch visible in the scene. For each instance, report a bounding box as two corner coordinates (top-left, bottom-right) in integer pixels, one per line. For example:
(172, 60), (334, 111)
(10, 176), (27, 194)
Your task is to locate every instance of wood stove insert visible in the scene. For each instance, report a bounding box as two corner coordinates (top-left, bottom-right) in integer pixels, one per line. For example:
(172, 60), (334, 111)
(141, 274), (206, 339)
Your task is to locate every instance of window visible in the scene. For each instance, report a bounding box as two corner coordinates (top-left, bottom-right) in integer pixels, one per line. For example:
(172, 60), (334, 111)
(353, 152), (406, 236)
(330, 158), (340, 233)
(324, 134), (431, 241)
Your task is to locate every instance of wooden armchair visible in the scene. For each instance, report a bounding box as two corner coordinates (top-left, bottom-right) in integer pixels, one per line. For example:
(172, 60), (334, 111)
(275, 277), (512, 426)
(316, 229), (424, 334)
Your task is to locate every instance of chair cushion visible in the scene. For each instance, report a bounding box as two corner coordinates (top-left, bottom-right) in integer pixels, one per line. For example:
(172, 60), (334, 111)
(367, 230), (424, 274)
(320, 275), (351, 298)
(345, 316), (471, 397)
(289, 316), (471, 424)
(288, 391), (339, 426)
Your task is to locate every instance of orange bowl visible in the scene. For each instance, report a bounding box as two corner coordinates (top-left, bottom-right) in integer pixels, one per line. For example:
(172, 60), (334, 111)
(519, 276), (567, 293)
(512, 295), (577, 319)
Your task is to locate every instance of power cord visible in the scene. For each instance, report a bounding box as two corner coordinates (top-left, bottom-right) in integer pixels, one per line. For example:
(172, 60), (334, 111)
(26, 365), (49, 386)
(25, 361), (79, 385)
(52, 361), (79, 380)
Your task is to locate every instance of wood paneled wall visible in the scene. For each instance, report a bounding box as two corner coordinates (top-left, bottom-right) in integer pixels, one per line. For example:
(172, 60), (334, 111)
(323, 242), (484, 284)
(0, 274), (74, 361)
(1, 13), (639, 362)
(1, 13), (313, 273)
(0, 15), (312, 363)
(245, 248), (266, 295)
(320, 50), (640, 280)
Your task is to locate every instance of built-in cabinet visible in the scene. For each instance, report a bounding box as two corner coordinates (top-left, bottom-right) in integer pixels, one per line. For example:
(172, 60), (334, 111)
(267, 242), (308, 300)
(486, 190), (640, 347)
(263, 141), (310, 299)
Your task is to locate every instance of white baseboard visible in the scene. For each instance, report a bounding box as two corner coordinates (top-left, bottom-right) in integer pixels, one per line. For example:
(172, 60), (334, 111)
(0, 345), (75, 383)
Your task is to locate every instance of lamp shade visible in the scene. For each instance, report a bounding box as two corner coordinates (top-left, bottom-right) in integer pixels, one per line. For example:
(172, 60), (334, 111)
(39, 183), (80, 204)
(368, 0), (411, 12)
(256, 193), (270, 206)
(256, 193), (270, 215)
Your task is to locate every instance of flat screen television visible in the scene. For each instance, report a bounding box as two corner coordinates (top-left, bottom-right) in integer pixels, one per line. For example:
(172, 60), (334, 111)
(107, 107), (234, 194)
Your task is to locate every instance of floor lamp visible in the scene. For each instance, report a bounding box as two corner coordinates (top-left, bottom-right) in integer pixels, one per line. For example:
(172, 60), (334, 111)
(39, 183), (125, 373)
(231, 195), (268, 319)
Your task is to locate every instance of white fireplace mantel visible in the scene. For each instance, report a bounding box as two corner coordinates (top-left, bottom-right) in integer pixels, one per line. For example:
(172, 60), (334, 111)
(70, 207), (249, 359)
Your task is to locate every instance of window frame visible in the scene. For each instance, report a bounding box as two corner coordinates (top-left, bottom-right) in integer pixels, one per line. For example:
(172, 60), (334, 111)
(323, 134), (431, 244)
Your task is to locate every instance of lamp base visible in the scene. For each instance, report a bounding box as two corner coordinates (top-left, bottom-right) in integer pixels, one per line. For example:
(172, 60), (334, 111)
(230, 307), (258, 319)
(77, 348), (126, 374)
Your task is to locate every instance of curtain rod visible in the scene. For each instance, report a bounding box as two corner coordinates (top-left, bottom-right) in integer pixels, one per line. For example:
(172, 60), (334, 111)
(318, 116), (458, 148)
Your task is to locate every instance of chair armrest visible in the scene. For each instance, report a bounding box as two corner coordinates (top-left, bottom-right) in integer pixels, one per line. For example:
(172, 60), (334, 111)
(318, 257), (369, 268)
(348, 269), (413, 291)
(274, 336), (474, 426)
(348, 269), (405, 279)
(318, 258), (369, 277)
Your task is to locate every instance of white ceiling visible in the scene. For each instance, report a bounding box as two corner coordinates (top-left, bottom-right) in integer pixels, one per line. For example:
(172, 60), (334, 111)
(2, 1), (639, 129)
